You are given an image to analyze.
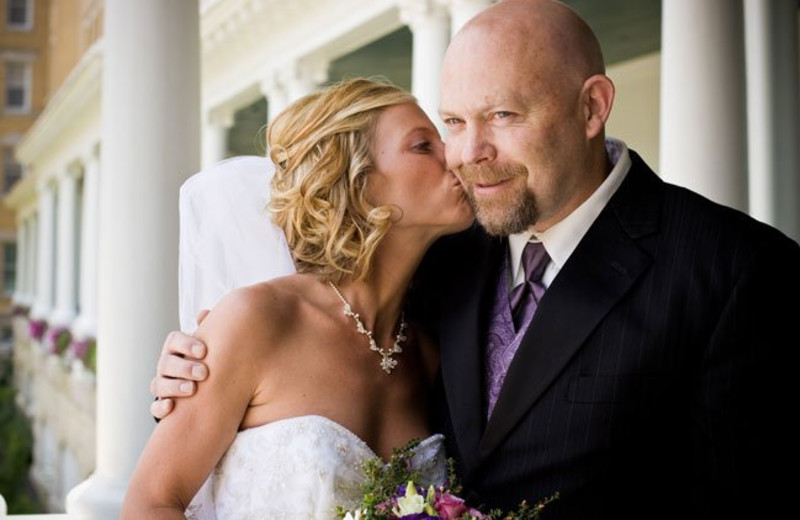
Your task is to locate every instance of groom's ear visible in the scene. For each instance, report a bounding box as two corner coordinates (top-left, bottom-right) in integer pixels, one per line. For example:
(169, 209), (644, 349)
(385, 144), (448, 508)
(582, 74), (615, 140)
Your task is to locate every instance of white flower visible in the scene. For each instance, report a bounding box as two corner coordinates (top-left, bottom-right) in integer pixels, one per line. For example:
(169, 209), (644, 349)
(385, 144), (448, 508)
(343, 509), (365, 520)
(393, 482), (426, 516)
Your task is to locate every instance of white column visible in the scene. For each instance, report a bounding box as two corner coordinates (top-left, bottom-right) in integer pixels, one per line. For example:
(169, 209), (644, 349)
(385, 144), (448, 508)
(25, 215), (37, 306)
(73, 146), (101, 339)
(202, 110), (234, 168)
(31, 181), (55, 321)
(17, 212), (37, 307)
(21, 216), (32, 305)
(400, 0), (450, 134)
(443, 0), (493, 37)
(745, 0), (799, 242)
(66, 1), (200, 518)
(13, 216), (26, 305)
(659, 0), (748, 211)
(49, 166), (80, 327)
(261, 72), (290, 125)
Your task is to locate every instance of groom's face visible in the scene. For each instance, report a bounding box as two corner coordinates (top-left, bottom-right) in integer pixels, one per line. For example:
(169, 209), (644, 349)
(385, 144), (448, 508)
(440, 25), (593, 236)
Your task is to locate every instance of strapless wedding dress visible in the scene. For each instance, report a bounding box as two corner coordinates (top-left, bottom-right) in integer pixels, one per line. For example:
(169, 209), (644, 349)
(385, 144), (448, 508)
(185, 415), (447, 520)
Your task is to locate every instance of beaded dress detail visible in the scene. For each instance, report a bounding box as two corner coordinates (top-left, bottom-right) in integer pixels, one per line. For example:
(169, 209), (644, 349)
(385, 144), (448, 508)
(185, 415), (447, 520)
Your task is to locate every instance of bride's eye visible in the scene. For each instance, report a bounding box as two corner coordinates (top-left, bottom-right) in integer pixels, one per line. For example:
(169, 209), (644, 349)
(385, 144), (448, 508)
(412, 141), (432, 153)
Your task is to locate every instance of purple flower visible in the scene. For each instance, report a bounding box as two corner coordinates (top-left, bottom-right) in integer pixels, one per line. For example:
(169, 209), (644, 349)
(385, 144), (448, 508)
(70, 338), (89, 358)
(396, 484), (426, 496)
(28, 319), (47, 340)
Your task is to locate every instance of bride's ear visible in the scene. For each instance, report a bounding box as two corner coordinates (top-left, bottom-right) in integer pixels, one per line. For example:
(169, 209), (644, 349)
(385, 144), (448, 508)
(582, 74), (615, 140)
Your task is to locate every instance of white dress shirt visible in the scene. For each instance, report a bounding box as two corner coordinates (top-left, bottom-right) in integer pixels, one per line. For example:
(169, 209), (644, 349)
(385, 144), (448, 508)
(508, 138), (632, 289)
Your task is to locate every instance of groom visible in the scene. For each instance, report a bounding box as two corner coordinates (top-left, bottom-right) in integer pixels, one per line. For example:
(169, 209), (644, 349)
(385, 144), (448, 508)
(152, 1), (799, 518)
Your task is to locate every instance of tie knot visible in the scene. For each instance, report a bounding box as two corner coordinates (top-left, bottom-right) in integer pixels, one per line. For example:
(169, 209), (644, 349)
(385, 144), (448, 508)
(521, 241), (549, 282)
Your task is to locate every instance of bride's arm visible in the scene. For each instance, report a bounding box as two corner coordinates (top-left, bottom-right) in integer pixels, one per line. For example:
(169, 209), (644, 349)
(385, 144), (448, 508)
(121, 288), (269, 519)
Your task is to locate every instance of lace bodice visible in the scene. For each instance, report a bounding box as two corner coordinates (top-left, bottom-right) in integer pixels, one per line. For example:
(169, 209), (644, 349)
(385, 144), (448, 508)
(186, 415), (447, 520)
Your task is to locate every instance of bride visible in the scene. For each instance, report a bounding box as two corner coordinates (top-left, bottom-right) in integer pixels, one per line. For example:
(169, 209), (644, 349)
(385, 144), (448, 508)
(121, 78), (474, 519)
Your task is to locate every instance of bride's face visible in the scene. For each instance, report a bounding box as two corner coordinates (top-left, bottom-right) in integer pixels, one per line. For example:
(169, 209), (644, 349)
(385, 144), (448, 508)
(367, 103), (474, 236)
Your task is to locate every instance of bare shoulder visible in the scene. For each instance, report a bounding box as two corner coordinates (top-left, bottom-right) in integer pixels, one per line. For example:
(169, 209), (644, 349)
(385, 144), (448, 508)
(197, 275), (309, 354)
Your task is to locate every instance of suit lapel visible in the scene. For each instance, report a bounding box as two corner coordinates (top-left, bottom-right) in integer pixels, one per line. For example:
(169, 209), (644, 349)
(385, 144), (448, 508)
(438, 228), (504, 475)
(477, 155), (662, 461)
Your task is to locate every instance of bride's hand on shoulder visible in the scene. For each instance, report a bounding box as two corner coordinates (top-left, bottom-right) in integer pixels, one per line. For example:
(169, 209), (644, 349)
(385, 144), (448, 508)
(149, 309), (211, 420)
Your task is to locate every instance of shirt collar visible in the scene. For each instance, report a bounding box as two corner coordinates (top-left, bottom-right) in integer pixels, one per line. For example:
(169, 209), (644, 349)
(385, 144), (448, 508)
(508, 137), (632, 286)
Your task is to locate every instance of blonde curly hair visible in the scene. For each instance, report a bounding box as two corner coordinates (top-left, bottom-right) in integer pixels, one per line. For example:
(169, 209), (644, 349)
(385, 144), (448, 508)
(267, 77), (416, 282)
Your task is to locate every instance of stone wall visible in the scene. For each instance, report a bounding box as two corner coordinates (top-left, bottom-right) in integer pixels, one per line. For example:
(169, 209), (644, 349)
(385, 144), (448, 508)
(11, 317), (95, 513)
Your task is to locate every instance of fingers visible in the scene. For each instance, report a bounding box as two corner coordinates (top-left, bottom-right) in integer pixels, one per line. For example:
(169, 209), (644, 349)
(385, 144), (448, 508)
(151, 398), (174, 420)
(156, 351), (208, 382)
(162, 330), (207, 360)
(196, 309), (211, 325)
(150, 374), (198, 400)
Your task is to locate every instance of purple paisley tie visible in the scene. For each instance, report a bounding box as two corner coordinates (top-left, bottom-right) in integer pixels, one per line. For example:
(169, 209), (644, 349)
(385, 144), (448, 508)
(509, 241), (549, 331)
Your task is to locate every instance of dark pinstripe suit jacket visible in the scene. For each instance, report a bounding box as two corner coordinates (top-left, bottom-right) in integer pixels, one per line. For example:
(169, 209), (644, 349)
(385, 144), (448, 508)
(415, 151), (800, 519)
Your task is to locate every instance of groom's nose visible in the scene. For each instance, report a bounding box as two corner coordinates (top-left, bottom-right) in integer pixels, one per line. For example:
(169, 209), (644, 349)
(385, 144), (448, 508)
(453, 124), (496, 167)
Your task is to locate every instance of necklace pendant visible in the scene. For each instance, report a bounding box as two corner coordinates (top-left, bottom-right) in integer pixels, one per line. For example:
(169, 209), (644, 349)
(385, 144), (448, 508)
(328, 281), (407, 376)
(380, 355), (398, 374)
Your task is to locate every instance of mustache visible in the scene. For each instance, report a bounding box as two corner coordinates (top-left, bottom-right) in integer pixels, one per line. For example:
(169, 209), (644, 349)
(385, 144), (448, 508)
(456, 162), (528, 184)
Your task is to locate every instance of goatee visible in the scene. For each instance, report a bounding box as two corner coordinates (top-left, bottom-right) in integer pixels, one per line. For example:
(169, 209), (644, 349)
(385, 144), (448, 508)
(459, 163), (538, 236)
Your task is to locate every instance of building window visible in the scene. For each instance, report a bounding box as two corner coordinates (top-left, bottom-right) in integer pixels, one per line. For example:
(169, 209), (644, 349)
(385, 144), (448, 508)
(7, 0), (32, 30)
(3, 146), (22, 192)
(3, 242), (16, 296)
(4, 61), (30, 113)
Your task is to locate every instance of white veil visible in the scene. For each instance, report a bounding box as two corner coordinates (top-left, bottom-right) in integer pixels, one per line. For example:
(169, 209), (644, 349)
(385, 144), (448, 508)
(178, 155), (296, 333)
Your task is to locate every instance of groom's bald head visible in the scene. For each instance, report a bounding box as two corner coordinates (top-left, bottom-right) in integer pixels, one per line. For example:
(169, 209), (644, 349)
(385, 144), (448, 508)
(445, 0), (605, 93)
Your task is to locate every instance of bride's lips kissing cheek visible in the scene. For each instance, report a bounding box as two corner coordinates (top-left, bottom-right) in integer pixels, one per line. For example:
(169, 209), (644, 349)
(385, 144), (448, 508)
(447, 169), (468, 195)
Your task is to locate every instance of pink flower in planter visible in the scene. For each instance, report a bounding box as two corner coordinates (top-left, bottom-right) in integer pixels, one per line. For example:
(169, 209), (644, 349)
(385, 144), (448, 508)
(28, 319), (47, 340)
(44, 326), (72, 355)
(68, 337), (97, 372)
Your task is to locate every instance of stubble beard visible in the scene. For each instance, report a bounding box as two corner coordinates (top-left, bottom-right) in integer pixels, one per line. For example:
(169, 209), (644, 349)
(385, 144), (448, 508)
(460, 163), (539, 237)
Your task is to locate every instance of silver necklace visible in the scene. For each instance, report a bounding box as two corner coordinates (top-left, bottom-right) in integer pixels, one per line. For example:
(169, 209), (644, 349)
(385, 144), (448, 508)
(328, 281), (407, 374)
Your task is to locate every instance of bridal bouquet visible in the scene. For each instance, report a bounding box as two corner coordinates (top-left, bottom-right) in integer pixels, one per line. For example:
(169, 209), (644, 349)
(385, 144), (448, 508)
(337, 440), (558, 520)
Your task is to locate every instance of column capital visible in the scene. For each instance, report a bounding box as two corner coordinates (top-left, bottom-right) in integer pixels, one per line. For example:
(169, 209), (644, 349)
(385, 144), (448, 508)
(438, 0), (492, 11)
(87, 142), (101, 162)
(67, 161), (85, 180)
(278, 56), (329, 97)
(259, 69), (286, 97)
(36, 179), (54, 194)
(263, 56), (329, 109)
(399, 0), (448, 28)
(440, 0), (492, 34)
